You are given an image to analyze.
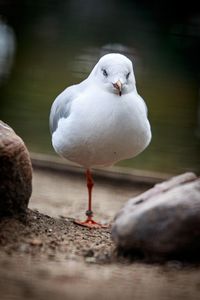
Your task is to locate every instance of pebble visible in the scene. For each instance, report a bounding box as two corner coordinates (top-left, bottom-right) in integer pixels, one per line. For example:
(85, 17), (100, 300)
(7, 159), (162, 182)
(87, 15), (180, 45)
(30, 238), (43, 246)
(85, 257), (96, 263)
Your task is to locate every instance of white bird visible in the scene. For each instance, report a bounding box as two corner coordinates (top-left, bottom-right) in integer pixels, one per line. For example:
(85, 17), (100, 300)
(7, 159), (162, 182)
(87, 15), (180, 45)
(49, 53), (151, 228)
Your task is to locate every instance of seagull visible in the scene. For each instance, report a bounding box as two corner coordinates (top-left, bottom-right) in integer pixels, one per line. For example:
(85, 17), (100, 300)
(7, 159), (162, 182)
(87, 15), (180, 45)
(49, 53), (151, 228)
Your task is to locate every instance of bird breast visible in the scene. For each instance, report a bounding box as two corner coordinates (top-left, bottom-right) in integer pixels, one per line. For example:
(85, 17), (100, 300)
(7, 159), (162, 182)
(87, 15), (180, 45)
(52, 89), (151, 168)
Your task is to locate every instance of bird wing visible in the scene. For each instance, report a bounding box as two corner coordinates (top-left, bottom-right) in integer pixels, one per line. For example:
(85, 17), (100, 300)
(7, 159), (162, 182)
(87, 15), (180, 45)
(138, 94), (148, 116)
(49, 85), (78, 134)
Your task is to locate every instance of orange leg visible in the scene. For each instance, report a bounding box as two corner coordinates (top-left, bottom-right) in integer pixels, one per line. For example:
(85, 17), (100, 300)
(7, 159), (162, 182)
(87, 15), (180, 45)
(74, 169), (108, 228)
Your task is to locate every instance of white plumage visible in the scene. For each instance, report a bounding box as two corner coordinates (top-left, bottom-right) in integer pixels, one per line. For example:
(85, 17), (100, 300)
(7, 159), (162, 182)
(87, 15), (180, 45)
(49, 53), (151, 228)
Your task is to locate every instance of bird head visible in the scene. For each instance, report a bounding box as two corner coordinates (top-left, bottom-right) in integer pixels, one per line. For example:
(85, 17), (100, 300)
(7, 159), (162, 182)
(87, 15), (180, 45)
(90, 53), (136, 96)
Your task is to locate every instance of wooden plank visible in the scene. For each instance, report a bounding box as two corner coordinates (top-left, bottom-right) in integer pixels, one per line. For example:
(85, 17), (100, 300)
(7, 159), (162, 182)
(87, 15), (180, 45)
(30, 152), (172, 186)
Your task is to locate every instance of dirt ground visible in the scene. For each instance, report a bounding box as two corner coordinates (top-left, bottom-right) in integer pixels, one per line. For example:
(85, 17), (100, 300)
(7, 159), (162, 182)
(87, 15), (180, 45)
(0, 166), (200, 300)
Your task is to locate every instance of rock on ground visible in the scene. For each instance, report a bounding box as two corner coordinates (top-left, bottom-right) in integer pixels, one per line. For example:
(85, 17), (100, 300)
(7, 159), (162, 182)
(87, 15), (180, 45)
(0, 121), (32, 217)
(112, 172), (200, 259)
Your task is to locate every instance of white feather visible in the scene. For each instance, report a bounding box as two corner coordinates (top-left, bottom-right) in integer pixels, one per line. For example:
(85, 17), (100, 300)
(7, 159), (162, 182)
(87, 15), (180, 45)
(50, 53), (151, 168)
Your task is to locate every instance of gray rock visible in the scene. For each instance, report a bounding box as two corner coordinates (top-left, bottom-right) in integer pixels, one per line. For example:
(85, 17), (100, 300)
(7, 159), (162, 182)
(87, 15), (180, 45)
(0, 121), (32, 217)
(112, 172), (200, 258)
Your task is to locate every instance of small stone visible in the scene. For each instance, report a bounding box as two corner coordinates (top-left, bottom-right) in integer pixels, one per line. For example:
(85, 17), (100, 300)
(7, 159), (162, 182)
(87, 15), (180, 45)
(30, 238), (43, 246)
(18, 243), (29, 253)
(112, 173), (200, 259)
(166, 260), (183, 270)
(85, 257), (96, 263)
(0, 121), (32, 217)
(83, 249), (94, 257)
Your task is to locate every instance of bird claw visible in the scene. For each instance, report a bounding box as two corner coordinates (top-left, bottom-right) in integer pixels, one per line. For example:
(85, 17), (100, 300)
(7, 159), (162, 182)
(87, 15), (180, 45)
(74, 218), (109, 229)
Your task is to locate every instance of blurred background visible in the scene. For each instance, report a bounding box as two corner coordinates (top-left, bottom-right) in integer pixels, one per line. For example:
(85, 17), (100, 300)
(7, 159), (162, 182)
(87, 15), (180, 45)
(0, 0), (199, 174)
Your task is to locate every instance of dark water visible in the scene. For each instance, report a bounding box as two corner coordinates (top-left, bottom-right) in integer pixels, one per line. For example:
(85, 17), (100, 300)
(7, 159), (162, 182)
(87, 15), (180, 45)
(0, 1), (200, 174)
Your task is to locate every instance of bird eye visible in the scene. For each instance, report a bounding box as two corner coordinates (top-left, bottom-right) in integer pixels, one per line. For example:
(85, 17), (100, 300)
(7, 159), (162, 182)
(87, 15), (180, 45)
(102, 69), (108, 77)
(126, 72), (130, 80)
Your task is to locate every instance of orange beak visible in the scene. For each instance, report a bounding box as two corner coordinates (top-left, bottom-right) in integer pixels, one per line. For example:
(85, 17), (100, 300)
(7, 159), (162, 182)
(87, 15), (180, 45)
(113, 80), (122, 96)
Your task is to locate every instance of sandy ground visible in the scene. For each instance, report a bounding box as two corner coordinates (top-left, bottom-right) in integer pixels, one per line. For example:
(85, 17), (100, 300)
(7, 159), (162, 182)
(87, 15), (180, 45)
(0, 166), (200, 300)
(30, 166), (147, 221)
